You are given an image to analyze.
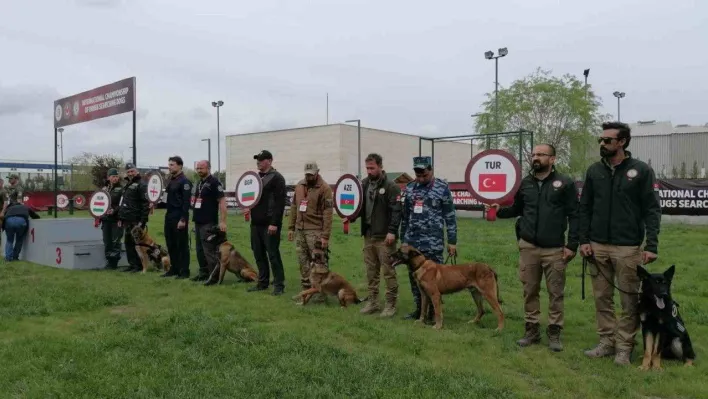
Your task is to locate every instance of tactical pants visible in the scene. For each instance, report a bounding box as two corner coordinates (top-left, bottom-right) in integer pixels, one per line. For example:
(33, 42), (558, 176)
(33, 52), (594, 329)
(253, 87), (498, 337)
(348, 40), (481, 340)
(123, 222), (141, 269)
(588, 242), (642, 351)
(195, 223), (218, 278)
(296, 229), (326, 290)
(165, 218), (190, 277)
(363, 235), (398, 307)
(251, 224), (285, 290)
(518, 239), (566, 327)
(101, 220), (124, 267)
(408, 247), (444, 318)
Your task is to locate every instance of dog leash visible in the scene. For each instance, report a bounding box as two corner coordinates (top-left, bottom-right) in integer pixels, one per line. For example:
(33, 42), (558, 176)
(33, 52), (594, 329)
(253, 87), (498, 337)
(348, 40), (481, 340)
(444, 253), (457, 265)
(582, 255), (641, 296)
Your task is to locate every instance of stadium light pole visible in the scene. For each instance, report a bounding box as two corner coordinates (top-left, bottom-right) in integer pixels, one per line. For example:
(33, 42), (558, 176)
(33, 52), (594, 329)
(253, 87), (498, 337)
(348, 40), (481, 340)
(201, 138), (212, 167)
(613, 91), (625, 121)
(211, 100), (224, 173)
(485, 47), (508, 131)
(345, 119), (362, 179)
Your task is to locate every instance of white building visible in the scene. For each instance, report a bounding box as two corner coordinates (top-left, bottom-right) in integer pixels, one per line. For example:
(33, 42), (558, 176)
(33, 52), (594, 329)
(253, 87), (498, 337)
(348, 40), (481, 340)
(225, 124), (479, 189)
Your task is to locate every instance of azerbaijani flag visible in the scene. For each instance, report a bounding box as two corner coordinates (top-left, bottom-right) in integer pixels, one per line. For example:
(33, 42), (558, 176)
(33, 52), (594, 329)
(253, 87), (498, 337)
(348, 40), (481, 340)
(241, 192), (255, 201)
(340, 194), (355, 210)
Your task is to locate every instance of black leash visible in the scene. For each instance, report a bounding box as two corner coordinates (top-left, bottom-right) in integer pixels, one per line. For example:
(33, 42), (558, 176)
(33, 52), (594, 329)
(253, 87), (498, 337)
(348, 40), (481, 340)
(582, 255), (641, 296)
(444, 253), (457, 265)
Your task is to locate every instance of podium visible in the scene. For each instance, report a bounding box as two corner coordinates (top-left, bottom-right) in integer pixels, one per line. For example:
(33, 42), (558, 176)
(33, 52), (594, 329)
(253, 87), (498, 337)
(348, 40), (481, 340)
(0, 218), (129, 270)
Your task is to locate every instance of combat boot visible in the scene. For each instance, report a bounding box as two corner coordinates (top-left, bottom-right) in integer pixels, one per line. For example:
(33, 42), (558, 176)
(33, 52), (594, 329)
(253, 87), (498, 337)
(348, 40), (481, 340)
(517, 322), (541, 347)
(584, 342), (615, 358)
(360, 299), (380, 315)
(614, 350), (632, 366)
(547, 324), (563, 352)
(379, 300), (397, 318)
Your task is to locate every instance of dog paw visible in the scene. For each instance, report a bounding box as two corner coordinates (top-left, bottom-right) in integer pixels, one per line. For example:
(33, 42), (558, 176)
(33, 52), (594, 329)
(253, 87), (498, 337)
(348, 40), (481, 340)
(637, 365), (650, 371)
(684, 360), (694, 367)
(414, 319), (424, 325)
(469, 317), (482, 324)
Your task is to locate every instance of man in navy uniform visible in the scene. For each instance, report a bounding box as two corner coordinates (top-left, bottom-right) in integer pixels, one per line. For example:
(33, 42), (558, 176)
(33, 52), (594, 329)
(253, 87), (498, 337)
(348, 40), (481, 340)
(163, 156), (193, 279)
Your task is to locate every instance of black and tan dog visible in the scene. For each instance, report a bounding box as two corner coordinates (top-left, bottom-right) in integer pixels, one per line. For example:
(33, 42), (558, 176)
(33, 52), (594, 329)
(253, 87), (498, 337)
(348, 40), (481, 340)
(296, 242), (367, 307)
(390, 245), (504, 331)
(131, 224), (171, 273)
(637, 265), (696, 370)
(204, 226), (258, 285)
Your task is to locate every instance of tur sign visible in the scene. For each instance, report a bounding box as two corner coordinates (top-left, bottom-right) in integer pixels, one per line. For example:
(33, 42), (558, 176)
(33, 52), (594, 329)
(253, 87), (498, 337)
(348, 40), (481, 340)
(464, 149), (522, 221)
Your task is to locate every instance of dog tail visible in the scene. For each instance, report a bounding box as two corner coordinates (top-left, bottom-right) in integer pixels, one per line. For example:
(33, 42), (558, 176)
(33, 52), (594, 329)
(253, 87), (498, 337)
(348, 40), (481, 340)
(493, 270), (503, 305)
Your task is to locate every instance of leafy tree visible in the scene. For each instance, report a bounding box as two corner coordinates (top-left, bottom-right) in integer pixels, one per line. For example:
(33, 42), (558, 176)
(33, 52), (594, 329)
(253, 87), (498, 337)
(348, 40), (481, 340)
(67, 152), (124, 190)
(680, 161), (687, 179)
(474, 67), (611, 176)
(691, 160), (699, 179)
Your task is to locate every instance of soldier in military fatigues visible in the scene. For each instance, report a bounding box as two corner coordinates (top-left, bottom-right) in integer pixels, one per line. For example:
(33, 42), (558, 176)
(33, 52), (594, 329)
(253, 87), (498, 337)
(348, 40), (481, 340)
(98, 168), (124, 270)
(399, 156), (458, 322)
(3, 174), (24, 204)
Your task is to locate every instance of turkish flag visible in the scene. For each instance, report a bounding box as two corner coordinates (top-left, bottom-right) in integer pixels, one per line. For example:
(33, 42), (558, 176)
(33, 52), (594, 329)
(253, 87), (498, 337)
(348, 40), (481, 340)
(479, 174), (507, 193)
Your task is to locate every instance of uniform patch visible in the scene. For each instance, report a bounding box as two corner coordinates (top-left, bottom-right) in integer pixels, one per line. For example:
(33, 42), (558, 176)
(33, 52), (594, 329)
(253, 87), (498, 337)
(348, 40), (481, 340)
(552, 180), (562, 188)
(184, 183), (190, 190)
(379, 188), (385, 195)
(627, 169), (638, 178)
(217, 186), (224, 192)
(653, 182), (660, 192)
(325, 198), (333, 208)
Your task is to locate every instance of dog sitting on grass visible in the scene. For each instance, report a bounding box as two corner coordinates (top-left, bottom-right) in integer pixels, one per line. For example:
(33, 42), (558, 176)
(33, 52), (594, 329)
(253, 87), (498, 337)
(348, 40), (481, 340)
(204, 225), (258, 285)
(296, 242), (367, 307)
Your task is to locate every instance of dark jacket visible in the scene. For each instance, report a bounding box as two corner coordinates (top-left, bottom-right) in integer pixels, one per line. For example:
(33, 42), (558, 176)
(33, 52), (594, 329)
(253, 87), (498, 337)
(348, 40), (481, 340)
(497, 168), (580, 251)
(101, 181), (124, 223)
(165, 172), (193, 222)
(191, 174), (225, 225)
(579, 152), (661, 254)
(250, 168), (287, 227)
(352, 172), (403, 239)
(117, 175), (150, 225)
(2, 202), (40, 229)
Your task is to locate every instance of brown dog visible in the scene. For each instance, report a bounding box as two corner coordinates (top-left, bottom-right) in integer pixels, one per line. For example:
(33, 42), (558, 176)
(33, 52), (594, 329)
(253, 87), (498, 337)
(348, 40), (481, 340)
(297, 242), (367, 307)
(204, 226), (258, 284)
(131, 224), (171, 273)
(390, 245), (504, 331)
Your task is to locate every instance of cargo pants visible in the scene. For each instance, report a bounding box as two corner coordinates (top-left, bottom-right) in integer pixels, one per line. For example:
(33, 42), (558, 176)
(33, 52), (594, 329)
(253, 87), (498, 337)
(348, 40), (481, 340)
(588, 242), (642, 351)
(296, 229), (327, 290)
(518, 239), (567, 327)
(362, 234), (398, 308)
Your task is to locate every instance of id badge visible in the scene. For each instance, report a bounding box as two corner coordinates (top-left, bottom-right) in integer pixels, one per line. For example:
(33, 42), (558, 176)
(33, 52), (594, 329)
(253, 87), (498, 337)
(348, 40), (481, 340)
(195, 198), (202, 209)
(413, 199), (423, 214)
(299, 200), (308, 212)
(190, 196), (196, 206)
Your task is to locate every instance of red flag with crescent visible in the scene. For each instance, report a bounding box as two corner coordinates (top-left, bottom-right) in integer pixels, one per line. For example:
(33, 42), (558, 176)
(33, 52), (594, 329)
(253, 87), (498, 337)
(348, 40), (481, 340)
(479, 174), (506, 193)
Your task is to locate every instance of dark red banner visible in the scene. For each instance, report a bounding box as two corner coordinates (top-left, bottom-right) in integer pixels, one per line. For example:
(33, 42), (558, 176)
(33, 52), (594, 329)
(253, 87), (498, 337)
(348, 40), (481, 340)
(53, 77), (136, 128)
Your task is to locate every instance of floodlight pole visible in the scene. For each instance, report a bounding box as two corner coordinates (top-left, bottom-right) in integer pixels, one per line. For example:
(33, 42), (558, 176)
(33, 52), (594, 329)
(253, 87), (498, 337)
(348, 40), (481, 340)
(484, 47), (508, 131)
(613, 91), (625, 122)
(212, 100), (224, 174)
(202, 138), (212, 166)
(132, 110), (137, 165)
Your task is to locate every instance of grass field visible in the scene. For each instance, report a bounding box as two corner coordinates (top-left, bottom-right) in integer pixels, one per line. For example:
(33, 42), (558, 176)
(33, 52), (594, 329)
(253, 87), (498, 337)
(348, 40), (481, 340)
(1, 209), (707, 398)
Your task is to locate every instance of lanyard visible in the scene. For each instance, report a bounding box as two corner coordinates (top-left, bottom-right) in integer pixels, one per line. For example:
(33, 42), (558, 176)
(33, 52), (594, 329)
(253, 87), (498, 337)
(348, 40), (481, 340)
(414, 179), (435, 200)
(195, 178), (207, 200)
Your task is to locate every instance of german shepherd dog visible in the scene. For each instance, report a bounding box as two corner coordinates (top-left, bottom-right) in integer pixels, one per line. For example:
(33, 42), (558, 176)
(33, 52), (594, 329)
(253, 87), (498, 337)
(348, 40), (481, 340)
(131, 224), (171, 273)
(389, 245), (504, 331)
(637, 265), (696, 370)
(296, 241), (367, 307)
(204, 225), (258, 284)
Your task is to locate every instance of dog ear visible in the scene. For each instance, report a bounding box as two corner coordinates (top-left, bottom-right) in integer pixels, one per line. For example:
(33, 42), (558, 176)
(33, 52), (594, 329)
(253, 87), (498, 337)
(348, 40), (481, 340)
(636, 265), (651, 280)
(664, 265), (676, 281)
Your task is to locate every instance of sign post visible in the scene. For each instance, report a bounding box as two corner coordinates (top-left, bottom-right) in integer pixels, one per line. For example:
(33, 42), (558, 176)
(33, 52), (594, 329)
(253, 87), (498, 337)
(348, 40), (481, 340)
(464, 149), (522, 222)
(333, 174), (363, 234)
(235, 171), (263, 222)
(146, 172), (165, 215)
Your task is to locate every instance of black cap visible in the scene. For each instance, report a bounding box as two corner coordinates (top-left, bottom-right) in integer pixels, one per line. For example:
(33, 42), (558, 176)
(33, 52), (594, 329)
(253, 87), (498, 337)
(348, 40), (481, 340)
(253, 150), (273, 161)
(125, 163), (136, 170)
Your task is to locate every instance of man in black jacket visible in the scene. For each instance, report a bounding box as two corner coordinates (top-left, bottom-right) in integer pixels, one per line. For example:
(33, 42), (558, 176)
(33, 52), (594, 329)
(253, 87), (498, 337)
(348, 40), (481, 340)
(246, 150), (287, 296)
(488, 144), (579, 352)
(163, 155), (193, 279)
(191, 160), (227, 284)
(579, 122), (662, 366)
(350, 153), (402, 317)
(99, 168), (124, 270)
(117, 163), (150, 272)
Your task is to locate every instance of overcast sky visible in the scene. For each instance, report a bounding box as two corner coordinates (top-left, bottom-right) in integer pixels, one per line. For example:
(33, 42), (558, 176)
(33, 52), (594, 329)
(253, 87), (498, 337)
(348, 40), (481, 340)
(1, 0), (706, 169)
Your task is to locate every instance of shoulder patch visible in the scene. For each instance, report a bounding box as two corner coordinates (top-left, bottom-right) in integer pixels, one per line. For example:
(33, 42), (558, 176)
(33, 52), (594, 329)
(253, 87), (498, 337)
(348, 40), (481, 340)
(325, 198), (333, 208)
(217, 185), (224, 192)
(184, 183), (190, 190)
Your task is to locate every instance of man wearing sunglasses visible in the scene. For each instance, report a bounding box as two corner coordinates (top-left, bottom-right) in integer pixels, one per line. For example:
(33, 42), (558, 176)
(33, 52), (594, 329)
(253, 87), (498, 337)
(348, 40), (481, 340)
(399, 156), (457, 323)
(486, 144), (579, 352)
(579, 121), (661, 366)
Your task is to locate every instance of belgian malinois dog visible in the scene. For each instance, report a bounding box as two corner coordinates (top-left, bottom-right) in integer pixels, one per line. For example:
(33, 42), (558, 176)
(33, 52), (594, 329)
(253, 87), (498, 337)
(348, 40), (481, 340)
(296, 242), (367, 307)
(637, 265), (696, 370)
(204, 226), (258, 284)
(390, 245), (504, 331)
(131, 224), (171, 273)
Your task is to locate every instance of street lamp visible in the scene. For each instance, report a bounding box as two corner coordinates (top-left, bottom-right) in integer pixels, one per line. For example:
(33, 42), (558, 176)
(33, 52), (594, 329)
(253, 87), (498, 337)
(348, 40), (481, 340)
(57, 128), (64, 174)
(211, 100), (224, 173)
(484, 47), (508, 130)
(583, 69), (590, 100)
(201, 138), (212, 167)
(345, 119), (362, 179)
(613, 91), (626, 121)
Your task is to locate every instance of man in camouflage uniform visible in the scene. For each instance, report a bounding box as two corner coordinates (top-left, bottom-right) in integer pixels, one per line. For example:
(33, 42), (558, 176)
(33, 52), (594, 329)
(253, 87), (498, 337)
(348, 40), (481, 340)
(3, 174), (23, 204)
(287, 161), (334, 304)
(399, 156), (458, 323)
(98, 168), (124, 270)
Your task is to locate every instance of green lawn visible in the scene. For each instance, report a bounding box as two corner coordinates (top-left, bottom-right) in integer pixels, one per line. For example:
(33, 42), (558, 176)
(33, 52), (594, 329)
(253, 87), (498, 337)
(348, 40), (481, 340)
(1, 209), (706, 398)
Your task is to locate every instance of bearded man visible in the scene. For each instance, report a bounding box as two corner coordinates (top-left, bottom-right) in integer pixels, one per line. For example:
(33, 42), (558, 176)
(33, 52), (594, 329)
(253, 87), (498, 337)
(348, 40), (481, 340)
(487, 143), (579, 352)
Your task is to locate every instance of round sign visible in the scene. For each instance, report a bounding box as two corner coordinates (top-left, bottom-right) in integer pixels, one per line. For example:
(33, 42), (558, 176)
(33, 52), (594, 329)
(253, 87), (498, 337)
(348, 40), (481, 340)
(146, 172), (165, 204)
(235, 171), (263, 209)
(88, 190), (111, 218)
(57, 194), (69, 209)
(73, 194), (86, 209)
(333, 174), (363, 219)
(464, 149), (522, 205)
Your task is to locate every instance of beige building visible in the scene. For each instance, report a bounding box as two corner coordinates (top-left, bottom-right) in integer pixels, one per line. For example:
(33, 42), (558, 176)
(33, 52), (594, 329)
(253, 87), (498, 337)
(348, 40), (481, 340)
(225, 123), (479, 189)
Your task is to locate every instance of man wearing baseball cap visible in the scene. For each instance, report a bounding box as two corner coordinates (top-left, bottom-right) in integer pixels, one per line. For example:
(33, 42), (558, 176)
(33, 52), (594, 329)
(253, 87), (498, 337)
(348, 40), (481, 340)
(3, 174), (23, 205)
(116, 163), (150, 272)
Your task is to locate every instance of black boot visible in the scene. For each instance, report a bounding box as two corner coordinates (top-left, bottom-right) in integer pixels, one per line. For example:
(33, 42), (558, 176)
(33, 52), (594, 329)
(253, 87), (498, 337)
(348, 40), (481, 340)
(404, 268), (422, 320)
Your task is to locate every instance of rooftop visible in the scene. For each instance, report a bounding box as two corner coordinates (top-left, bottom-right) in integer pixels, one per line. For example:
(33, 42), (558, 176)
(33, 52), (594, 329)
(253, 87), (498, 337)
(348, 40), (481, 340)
(628, 120), (708, 136)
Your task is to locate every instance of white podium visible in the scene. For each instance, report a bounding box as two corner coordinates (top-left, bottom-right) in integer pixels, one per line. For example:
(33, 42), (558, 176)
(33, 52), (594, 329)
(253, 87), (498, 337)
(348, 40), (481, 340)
(1, 218), (129, 270)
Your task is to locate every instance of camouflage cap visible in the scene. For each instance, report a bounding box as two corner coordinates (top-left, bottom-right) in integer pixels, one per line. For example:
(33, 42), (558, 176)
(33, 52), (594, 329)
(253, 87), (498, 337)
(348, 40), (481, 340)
(107, 168), (119, 176)
(304, 161), (319, 175)
(413, 156), (432, 169)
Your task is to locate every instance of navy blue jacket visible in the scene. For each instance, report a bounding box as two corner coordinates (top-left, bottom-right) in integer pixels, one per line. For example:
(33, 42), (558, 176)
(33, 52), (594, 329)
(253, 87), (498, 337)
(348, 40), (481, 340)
(165, 172), (193, 222)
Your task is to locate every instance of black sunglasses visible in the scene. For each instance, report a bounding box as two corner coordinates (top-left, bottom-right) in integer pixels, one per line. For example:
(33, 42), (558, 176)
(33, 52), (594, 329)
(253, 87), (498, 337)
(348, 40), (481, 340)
(598, 137), (619, 145)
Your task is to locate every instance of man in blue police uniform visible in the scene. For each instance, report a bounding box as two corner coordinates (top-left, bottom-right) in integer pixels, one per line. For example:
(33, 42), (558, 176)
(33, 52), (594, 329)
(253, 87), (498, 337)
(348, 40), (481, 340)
(162, 155), (193, 279)
(399, 156), (458, 323)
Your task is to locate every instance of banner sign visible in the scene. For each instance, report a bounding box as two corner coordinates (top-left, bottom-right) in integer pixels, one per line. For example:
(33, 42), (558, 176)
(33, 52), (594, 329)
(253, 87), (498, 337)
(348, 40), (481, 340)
(54, 77), (136, 128)
(654, 178), (708, 216)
